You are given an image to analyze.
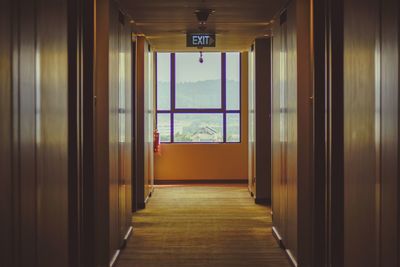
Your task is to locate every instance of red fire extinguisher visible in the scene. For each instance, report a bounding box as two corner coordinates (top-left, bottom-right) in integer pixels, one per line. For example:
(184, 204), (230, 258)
(153, 129), (161, 153)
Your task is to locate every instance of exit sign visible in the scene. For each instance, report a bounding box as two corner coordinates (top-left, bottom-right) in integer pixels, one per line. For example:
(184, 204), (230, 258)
(187, 33), (216, 47)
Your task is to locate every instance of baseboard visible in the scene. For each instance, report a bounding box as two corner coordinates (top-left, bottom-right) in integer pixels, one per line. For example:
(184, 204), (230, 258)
(154, 179), (248, 185)
(109, 250), (120, 267)
(120, 226), (133, 250)
(272, 226), (298, 267)
(255, 197), (271, 205)
(285, 249), (298, 267)
(109, 226), (133, 267)
(272, 226), (285, 249)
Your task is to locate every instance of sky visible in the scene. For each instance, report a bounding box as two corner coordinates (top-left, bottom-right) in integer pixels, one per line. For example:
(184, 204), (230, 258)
(157, 52), (240, 83)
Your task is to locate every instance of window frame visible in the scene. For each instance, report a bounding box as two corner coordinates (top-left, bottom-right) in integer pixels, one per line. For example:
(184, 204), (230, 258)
(156, 52), (242, 144)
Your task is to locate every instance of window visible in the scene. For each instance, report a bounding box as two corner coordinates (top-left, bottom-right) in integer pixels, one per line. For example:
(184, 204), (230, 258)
(156, 52), (241, 143)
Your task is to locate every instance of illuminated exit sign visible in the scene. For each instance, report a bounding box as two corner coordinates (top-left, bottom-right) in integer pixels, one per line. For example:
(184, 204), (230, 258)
(186, 33), (216, 47)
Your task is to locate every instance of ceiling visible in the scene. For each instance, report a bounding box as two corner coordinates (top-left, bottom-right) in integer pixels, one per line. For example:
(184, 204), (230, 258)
(119, 0), (287, 52)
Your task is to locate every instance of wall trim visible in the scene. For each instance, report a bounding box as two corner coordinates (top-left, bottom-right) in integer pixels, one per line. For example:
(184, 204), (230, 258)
(109, 250), (120, 267)
(120, 226), (133, 249)
(272, 227), (298, 267)
(286, 249), (299, 267)
(144, 194), (151, 204)
(109, 226), (133, 267)
(272, 226), (285, 249)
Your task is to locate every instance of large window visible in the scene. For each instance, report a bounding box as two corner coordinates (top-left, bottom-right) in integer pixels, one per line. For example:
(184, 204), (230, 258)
(156, 52), (241, 143)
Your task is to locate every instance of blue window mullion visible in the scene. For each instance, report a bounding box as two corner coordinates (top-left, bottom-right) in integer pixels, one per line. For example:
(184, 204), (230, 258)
(222, 53), (227, 142)
(170, 53), (176, 142)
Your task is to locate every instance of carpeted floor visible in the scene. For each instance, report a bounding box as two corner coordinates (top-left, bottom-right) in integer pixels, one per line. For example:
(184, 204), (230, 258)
(117, 185), (291, 267)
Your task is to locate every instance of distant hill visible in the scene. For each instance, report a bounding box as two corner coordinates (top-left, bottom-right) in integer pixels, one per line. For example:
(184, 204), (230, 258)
(157, 79), (240, 109)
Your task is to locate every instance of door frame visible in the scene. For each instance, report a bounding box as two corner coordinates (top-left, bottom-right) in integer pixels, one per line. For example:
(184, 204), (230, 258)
(312, 0), (344, 266)
(131, 39), (139, 212)
(68, 0), (97, 265)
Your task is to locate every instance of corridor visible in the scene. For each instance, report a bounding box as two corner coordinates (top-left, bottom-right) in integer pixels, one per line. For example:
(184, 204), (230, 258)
(117, 185), (290, 267)
(2, 0), (399, 266)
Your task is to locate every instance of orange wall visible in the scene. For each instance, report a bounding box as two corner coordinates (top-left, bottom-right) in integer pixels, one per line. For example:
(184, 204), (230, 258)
(154, 53), (249, 181)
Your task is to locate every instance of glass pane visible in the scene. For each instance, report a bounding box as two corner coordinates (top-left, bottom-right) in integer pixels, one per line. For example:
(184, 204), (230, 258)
(174, 113), (223, 143)
(157, 113), (171, 142)
(175, 53), (222, 109)
(157, 53), (171, 110)
(226, 52), (240, 110)
(227, 113), (240, 142)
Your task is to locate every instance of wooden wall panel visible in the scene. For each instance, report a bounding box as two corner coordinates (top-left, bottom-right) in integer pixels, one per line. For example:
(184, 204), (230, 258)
(117, 9), (133, 245)
(312, 0), (334, 265)
(122, 21), (133, 238)
(248, 47), (256, 194)
(1, 0), (134, 266)
(295, 0), (314, 264)
(36, 0), (69, 265)
(1, 0), (71, 265)
(313, 0), (399, 265)
(271, 19), (283, 239)
(108, 2), (133, 262)
(271, 0), (313, 265)
(343, 0), (379, 265)
(285, 3), (298, 260)
(272, 0), (399, 266)
(380, 1), (399, 266)
(75, 0), (96, 265)
(94, 0), (111, 265)
(144, 42), (150, 200)
(319, 0), (400, 265)
(271, 2), (300, 261)
(271, 2), (296, 258)
(136, 36), (146, 208)
(329, 1), (345, 265)
(131, 39), (137, 212)
(136, 36), (154, 208)
(0, 0), (75, 265)
(0, 1), (13, 266)
(109, 1), (120, 257)
(254, 38), (272, 203)
(19, 0), (38, 265)
(272, 7), (290, 249)
(144, 43), (155, 201)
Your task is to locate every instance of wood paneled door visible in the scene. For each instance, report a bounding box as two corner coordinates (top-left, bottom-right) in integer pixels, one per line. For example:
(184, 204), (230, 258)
(271, 0), (314, 265)
(0, 0), (71, 266)
(271, 3), (299, 263)
(313, 0), (399, 266)
(248, 38), (273, 204)
(108, 2), (134, 265)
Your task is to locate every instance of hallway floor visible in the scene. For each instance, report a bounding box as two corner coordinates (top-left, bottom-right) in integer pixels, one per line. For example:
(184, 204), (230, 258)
(117, 185), (291, 267)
